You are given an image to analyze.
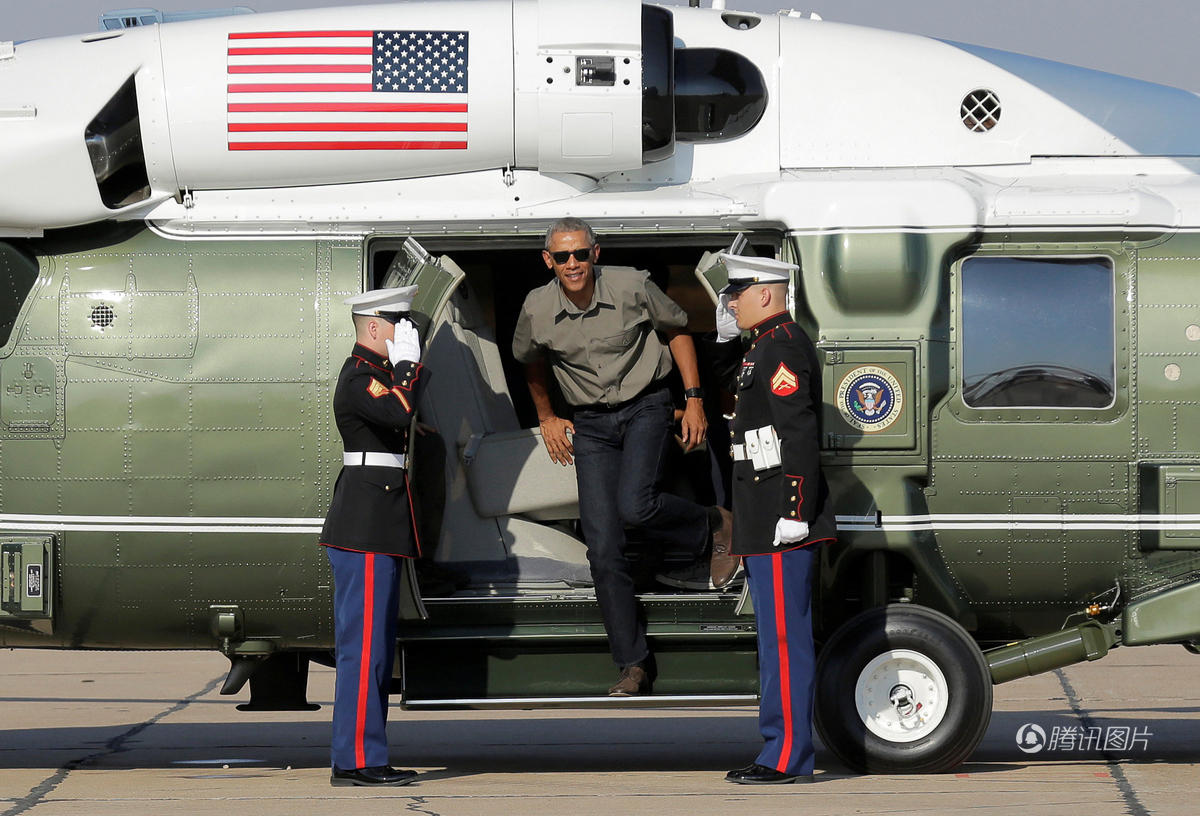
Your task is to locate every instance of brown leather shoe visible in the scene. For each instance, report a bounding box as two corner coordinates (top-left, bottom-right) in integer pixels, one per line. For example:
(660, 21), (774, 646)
(656, 558), (743, 590)
(608, 665), (650, 696)
(709, 507), (740, 589)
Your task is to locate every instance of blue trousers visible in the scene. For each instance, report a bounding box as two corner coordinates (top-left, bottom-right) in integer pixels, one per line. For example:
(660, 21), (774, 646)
(572, 388), (709, 667)
(745, 546), (817, 775)
(326, 545), (401, 771)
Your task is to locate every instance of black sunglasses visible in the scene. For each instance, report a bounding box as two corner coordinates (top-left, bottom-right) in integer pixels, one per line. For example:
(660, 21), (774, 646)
(549, 247), (593, 265)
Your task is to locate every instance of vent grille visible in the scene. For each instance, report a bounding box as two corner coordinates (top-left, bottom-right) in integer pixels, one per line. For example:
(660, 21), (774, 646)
(961, 89), (1001, 133)
(89, 304), (115, 330)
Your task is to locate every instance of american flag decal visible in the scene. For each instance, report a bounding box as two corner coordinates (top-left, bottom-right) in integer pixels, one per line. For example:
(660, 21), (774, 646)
(226, 30), (469, 151)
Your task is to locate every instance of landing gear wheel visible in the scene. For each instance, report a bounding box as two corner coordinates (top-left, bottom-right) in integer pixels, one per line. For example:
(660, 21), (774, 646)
(814, 604), (992, 773)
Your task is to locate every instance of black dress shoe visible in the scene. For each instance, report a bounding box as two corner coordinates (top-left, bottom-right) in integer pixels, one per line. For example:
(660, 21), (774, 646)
(724, 763), (811, 784)
(330, 765), (418, 787)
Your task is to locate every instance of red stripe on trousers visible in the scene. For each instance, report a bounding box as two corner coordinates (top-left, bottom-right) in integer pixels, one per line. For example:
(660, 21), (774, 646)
(772, 552), (794, 771)
(355, 552), (376, 769)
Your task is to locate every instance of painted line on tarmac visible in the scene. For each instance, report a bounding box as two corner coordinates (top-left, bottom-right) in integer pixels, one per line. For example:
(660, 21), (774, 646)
(1054, 668), (1149, 816)
(0, 673), (225, 816)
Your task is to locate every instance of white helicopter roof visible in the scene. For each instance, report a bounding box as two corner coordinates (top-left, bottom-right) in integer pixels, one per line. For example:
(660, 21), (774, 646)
(1, 0), (1199, 236)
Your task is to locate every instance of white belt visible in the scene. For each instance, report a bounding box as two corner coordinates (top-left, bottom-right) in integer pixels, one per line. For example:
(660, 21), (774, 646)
(343, 451), (407, 469)
(730, 425), (780, 471)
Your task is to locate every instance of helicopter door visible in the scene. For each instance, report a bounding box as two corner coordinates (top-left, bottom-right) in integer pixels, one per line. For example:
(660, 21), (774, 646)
(380, 237), (466, 337)
(377, 238), (466, 620)
(693, 233), (749, 303)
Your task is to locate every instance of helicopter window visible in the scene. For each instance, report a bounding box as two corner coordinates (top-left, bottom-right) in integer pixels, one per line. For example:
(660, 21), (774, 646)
(674, 48), (767, 142)
(961, 256), (1115, 409)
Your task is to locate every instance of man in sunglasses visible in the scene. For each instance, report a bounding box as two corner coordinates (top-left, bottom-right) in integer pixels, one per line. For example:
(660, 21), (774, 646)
(512, 217), (739, 697)
(319, 286), (425, 787)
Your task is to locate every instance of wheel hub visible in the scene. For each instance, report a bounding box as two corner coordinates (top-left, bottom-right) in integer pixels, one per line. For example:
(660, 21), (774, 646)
(855, 648), (949, 743)
(888, 683), (916, 718)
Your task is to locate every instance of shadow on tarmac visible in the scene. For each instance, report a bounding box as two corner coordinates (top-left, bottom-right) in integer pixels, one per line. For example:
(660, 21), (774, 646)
(1, 707), (1197, 774)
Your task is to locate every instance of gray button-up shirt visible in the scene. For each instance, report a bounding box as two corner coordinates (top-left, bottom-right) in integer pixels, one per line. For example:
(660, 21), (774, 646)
(512, 265), (688, 407)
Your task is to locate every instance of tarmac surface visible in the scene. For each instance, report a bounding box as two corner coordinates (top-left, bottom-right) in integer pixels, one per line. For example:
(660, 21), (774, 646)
(1, 643), (1197, 815)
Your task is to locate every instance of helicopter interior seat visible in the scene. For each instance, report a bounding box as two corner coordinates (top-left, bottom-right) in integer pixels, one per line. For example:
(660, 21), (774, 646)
(415, 282), (590, 588)
(437, 286), (580, 520)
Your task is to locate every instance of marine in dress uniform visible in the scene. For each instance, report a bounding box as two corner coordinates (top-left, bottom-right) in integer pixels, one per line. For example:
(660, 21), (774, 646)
(319, 286), (425, 788)
(714, 254), (836, 785)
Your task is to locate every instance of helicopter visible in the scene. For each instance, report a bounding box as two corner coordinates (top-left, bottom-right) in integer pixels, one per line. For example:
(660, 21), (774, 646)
(2, 0), (1200, 774)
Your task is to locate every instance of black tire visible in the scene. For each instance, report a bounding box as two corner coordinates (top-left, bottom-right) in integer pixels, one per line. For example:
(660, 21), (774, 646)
(814, 604), (992, 774)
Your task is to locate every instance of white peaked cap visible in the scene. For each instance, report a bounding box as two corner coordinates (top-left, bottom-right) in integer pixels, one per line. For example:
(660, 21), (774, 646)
(344, 285), (418, 316)
(718, 253), (798, 293)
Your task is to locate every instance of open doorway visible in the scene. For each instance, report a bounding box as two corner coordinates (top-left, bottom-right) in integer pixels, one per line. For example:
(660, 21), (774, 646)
(366, 231), (782, 596)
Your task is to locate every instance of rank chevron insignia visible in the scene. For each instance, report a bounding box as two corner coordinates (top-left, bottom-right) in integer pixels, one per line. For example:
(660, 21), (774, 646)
(771, 363), (799, 396)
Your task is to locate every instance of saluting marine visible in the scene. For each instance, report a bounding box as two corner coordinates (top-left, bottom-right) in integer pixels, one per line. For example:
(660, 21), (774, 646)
(713, 254), (836, 784)
(319, 286), (425, 788)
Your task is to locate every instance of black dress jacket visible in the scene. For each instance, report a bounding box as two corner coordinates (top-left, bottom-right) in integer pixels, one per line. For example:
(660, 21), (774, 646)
(719, 312), (837, 556)
(320, 343), (425, 557)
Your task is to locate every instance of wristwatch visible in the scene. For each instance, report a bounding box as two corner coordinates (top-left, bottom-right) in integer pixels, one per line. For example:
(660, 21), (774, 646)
(683, 387), (705, 400)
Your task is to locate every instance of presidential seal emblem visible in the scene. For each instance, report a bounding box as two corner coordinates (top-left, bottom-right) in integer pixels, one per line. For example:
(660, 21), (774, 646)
(836, 366), (903, 433)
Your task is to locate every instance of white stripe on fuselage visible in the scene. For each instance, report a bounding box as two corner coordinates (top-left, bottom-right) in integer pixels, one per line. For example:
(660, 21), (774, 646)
(0, 513), (323, 534)
(0, 511), (1192, 536)
(836, 513), (1200, 532)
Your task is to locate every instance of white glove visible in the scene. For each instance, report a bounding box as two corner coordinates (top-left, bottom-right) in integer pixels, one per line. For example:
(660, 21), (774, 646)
(772, 518), (810, 547)
(716, 294), (740, 342)
(385, 318), (421, 365)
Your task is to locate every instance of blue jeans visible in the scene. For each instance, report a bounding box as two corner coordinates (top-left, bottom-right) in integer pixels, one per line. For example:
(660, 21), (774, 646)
(572, 387), (709, 667)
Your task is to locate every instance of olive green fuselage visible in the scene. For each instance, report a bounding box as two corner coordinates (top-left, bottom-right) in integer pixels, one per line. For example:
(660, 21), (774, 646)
(2, 225), (1199, 688)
